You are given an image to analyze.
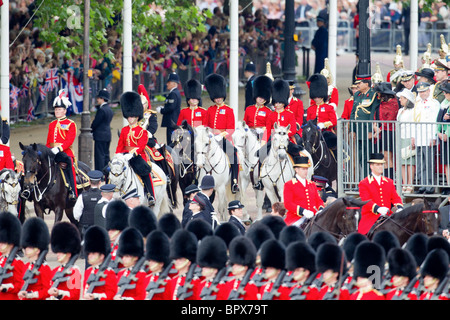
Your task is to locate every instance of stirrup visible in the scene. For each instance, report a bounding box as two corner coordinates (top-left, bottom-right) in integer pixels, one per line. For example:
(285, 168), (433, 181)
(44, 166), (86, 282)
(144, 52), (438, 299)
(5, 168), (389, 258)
(231, 183), (240, 194)
(147, 194), (155, 206)
(253, 181), (264, 190)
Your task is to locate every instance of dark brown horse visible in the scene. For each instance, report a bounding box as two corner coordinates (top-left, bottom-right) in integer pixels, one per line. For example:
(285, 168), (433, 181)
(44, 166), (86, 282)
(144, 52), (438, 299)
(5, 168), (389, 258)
(304, 197), (369, 242)
(19, 142), (90, 224)
(368, 199), (441, 246)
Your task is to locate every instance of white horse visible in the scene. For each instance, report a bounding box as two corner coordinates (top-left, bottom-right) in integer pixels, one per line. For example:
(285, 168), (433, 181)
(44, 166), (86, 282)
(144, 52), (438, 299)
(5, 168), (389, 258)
(108, 153), (170, 217)
(260, 123), (314, 205)
(0, 169), (21, 217)
(194, 125), (232, 222)
(232, 121), (264, 221)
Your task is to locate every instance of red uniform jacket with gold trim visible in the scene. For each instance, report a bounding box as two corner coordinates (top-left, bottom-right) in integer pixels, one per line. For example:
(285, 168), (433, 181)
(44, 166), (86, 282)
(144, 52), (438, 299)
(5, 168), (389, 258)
(19, 262), (52, 300)
(350, 288), (385, 300)
(283, 177), (324, 225)
(306, 102), (337, 132)
(341, 97), (354, 120)
(287, 96), (305, 134)
(358, 175), (403, 235)
(116, 267), (148, 300)
(243, 105), (271, 128)
(0, 144), (14, 171)
(264, 109), (297, 142)
(221, 277), (260, 300)
(177, 106), (208, 127)
(205, 104), (235, 138)
(49, 264), (82, 300)
(46, 117), (77, 159)
(83, 266), (118, 300)
(0, 254), (25, 300)
(116, 124), (150, 162)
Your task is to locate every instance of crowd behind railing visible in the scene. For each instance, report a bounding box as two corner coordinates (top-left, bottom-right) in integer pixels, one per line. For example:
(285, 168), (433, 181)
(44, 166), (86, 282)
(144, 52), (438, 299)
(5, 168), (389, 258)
(7, 0), (450, 123)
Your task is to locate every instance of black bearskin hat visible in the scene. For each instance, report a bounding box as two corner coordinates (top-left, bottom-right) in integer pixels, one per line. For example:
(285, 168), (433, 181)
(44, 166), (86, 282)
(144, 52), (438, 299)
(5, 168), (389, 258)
(427, 235), (450, 259)
(286, 241), (316, 272)
(185, 78), (203, 102)
(197, 235), (228, 270)
(50, 222), (81, 255)
(146, 230), (171, 266)
(353, 241), (385, 279)
(105, 199), (130, 231)
(253, 75), (273, 102)
(260, 215), (286, 239)
(170, 229), (197, 262)
(214, 222), (241, 248)
(0, 211), (21, 246)
(260, 239), (285, 270)
(421, 249), (449, 282)
(84, 225), (111, 256)
(342, 232), (367, 263)
(245, 222), (275, 251)
(271, 79), (290, 106)
(21, 217), (50, 252)
(157, 213), (181, 238)
(204, 73), (227, 101)
(186, 218), (213, 241)
(229, 236), (257, 268)
(118, 227), (144, 258)
(129, 205), (157, 238)
(372, 230), (400, 256)
(120, 91), (144, 121)
(316, 242), (346, 274)
(279, 225), (306, 247)
(387, 248), (417, 280)
(308, 74), (328, 100)
(405, 233), (428, 267)
(308, 231), (337, 252)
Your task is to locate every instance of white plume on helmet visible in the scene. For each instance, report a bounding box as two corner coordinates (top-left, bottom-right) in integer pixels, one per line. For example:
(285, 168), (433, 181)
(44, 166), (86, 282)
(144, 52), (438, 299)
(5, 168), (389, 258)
(53, 89), (72, 108)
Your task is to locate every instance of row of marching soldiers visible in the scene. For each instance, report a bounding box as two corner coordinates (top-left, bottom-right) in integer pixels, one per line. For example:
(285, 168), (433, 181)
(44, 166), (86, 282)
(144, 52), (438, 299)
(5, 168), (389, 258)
(1, 208), (449, 301)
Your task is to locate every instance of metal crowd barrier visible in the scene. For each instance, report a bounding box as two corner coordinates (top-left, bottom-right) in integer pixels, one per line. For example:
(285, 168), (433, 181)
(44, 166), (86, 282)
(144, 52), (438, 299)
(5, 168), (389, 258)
(337, 119), (450, 199)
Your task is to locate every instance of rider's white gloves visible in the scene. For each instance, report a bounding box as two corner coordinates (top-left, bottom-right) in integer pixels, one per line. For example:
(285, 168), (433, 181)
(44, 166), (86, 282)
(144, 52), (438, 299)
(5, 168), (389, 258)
(302, 209), (314, 219)
(51, 147), (60, 154)
(377, 207), (390, 216)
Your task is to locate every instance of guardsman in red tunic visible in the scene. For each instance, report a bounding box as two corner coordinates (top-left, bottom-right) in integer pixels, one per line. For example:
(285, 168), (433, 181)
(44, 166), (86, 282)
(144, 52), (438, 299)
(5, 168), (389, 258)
(306, 74), (338, 133)
(204, 74), (239, 193)
(417, 249), (449, 300)
(341, 83), (358, 119)
(287, 80), (305, 135)
(177, 79), (207, 127)
(47, 222), (82, 300)
(116, 91), (155, 204)
(193, 235), (229, 300)
(105, 200), (130, 273)
(384, 248), (418, 300)
(0, 120), (14, 170)
(340, 232), (368, 297)
(144, 230), (172, 300)
(0, 212), (25, 300)
(83, 226), (118, 300)
(258, 239), (286, 300)
(46, 89), (78, 200)
(114, 228), (148, 300)
(316, 243), (350, 300)
(280, 241), (319, 300)
(18, 218), (52, 300)
(350, 242), (385, 300)
(358, 153), (403, 235)
(163, 229), (200, 300)
(222, 236), (259, 300)
(283, 156), (324, 226)
(309, 59), (339, 113)
(243, 75), (272, 134)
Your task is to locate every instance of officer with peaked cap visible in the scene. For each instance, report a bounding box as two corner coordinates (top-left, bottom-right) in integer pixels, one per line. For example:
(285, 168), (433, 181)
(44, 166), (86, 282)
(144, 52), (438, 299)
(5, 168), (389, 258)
(129, 205), (157, 240)
(227, 200), (246, 235)
(18, 217), (52, 300)
(157, 73), (182, 144)
(195, 175), (217, 226)
(222, 236), (259, 300)
(74, 170), (103, 239)
(195, 235), (229, 299)
(116, 91), (155, 205)
(94, 183), (115, 228)
(350, 241), (385, 300)
(92, 88), (114, 171)
(385, 248), (418, 300)
(144, 230), (172, 300)
(282, 241), (319, 300)
(82, 225), (117, 300)
(418, 249), (449, 300)
(181, 184), (202, 228)
(164, 229), (199, 300)
(399, 70), (417, 94)
(432, 59), (450, 104)
(48, 222), (82, 300)
(114, 227), (147, 300)
(0, 212), (25, 300)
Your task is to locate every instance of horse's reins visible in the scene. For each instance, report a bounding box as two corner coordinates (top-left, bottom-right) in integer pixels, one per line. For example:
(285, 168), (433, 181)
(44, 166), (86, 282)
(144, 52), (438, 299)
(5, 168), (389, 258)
(372, 209), (438, 236)
(196, 136), (228, 179)
(173, 130), (195, 178)
(25, 155), (54, 202)
(234, 130), (259, 185)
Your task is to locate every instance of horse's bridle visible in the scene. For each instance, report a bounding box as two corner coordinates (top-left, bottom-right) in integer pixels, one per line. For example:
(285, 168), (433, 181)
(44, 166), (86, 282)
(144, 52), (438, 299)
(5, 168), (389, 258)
(173, 129), (195, 178)
(196, 135), (228, 177)
(22, 154), (53, 202)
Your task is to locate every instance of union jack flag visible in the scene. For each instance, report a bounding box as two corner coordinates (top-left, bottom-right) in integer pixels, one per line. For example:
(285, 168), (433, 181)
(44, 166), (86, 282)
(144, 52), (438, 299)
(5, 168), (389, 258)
(10, 84), (20, 109)
(39, 84), (47, 101)
(26, 99), (35, 122)
(20, 79), (30, 97)
(45, 68), (59, 91)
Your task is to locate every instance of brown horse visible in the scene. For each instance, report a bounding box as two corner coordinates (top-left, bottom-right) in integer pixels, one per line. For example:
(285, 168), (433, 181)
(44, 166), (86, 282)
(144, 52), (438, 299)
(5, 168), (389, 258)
(304, 197), (369, 242)
(19, 142), (90, 224)
(368, 199), (441, 246)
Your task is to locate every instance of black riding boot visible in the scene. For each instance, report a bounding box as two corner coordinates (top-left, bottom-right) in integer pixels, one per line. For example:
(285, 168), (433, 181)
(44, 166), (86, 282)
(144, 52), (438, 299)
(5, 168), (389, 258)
(63, 167), (77, 201)
(222, 139), (240, 194)
(140, 173), (155, 206)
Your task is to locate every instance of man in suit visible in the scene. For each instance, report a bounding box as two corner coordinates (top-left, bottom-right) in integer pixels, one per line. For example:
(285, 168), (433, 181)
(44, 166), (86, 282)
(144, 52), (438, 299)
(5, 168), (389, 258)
(438, 199), (450, 241)
(295, 0), (312, 27)
(157, 73), (182, 145)
(227, 200), (246, 235)
(311, 14), (328, 74)
(91, 89), (114, 171)
(244, 62), (257, 110)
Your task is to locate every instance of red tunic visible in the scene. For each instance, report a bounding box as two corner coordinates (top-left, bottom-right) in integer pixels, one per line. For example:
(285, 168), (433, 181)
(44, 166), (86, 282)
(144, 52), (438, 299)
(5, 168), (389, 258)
(221, 277), (260, 300)
(177, 107), (208, 127)
(306, 102), (337, 132)
(310, 86), (339, 111)
(0, 254), (25, 300)
(192, 278), (229, 300)
(46, 117), (77, 159)
(350, 288), (385, 300)
(0, 144), (14, 170)
(163, 273), (201, 300)
(116, 124), (150, 162)
(385, 288), (418, 300)
(264, 109), (297, 142)
(116, 267), (148, 300)
(83, 267), (118, 300)
(419, 290), (449, 300)
(144, 272), (169, 300)
(341, 97), (354, 120)
(317, 284), (351, 300)
(287, 96), (305, 127)
(49, 264), (82, 300)
(19, 262), (52, 300)
(283, 177), (325, 225)
(205, 104), (235, 138)
(280, 283), (320, 300)
(358, 175), (403, 235)
(243, 105), (271, 128)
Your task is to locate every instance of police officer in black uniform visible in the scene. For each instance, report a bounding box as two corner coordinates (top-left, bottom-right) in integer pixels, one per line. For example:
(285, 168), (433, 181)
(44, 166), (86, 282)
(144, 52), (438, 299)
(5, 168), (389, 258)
(73, 170), (103, 239)
(94, 183), (115, 229)
(157, 73), (182, 145)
